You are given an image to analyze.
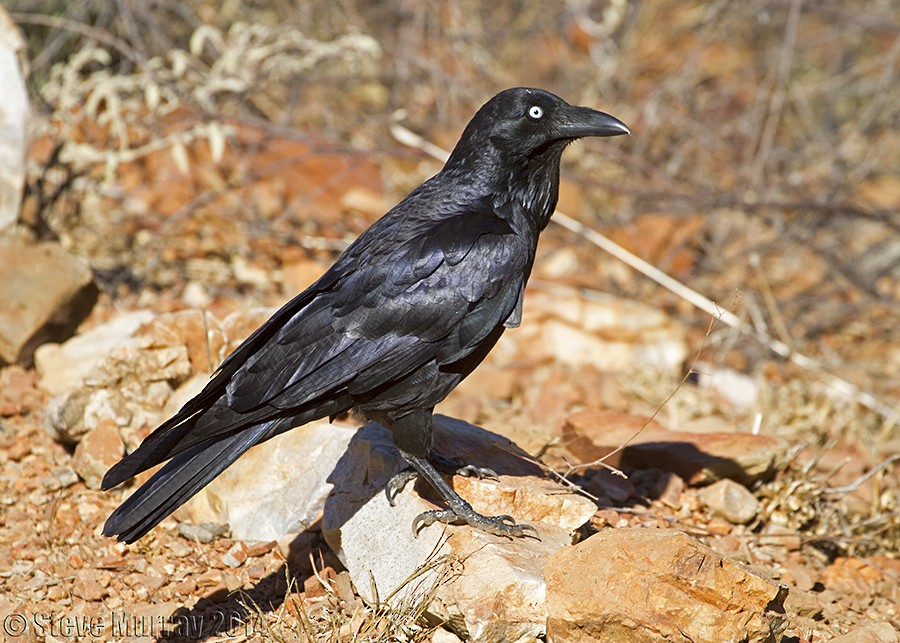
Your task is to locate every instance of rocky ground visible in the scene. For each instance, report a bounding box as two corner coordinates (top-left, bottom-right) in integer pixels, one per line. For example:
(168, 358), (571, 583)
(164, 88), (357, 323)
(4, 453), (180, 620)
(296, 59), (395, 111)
(0, 292), (897, 641)
(1, 1), (898, 641)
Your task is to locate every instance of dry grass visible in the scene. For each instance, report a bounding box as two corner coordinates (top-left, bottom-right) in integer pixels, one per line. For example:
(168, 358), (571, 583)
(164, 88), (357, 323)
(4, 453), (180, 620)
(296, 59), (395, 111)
(235, 541), (460, 642)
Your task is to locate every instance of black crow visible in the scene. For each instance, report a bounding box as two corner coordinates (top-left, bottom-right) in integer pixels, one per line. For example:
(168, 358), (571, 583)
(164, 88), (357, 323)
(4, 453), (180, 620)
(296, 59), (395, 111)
(102, 87), (629, 542)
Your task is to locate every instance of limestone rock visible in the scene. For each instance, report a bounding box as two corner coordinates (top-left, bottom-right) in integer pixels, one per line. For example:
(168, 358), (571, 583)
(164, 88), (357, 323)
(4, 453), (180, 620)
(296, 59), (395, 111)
(175, 418), (359, 542)
(564, 409), (789, 485)
(71, 420), (125, 489)
(698, 478), (760, 524)
(545, 528), (788, 642)
(43, 308), (265, 448)
(176, 521), (229, 544)
(506, 289), (688, 372)
(0, 242), (97, 365)
(34, 310), (154, 395)
(0, 6), (28, 233)
(323, 416), (597, 643)
(323, 422), (445, 598)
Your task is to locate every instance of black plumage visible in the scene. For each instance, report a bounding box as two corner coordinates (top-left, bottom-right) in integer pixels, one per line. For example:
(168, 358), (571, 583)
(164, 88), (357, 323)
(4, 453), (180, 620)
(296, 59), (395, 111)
(102, 87), (629, 543)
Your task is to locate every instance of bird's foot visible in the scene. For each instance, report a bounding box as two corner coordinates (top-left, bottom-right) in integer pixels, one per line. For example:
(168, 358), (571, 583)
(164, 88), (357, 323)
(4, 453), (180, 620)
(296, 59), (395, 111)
(384, 456), (498, 506)
(392, 449), (535, 539)
(412, 506), (539, 540)
(430, 452), (498, 481)
(385, 467), (419, 506)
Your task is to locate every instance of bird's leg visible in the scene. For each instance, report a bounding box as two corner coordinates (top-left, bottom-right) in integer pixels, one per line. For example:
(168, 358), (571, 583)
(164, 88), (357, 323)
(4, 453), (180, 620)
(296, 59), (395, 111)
(384, 453), (498, 506)
(384, 409), (537, 539)
(429, 452), (499, 481)
(382, 409), (495, 505)
(401, 451), (538, 539)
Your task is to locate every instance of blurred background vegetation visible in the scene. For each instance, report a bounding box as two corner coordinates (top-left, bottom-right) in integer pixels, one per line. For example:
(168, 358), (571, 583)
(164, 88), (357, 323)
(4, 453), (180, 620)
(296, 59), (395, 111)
(8, 0), (899, 421)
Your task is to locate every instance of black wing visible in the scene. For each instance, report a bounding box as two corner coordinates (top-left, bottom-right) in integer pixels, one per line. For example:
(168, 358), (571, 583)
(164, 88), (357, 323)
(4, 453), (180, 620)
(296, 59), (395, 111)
(102, 199), (528, 490)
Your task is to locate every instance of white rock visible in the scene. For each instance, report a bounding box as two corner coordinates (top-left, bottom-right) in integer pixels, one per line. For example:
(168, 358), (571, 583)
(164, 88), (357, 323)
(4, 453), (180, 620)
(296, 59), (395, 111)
(696, 363), (760, 411)
(698, 478), (760, 525)
(513, 290), (687, 372)
(176, 418), (359, 542)
(0, 7), (28, 233)
(34, 310), (155, 395)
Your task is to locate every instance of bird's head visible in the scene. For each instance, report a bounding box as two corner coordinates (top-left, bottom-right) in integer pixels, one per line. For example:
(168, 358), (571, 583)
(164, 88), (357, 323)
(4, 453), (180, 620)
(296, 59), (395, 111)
(446, 87), (630, 171)
(443, 88), (628, 229)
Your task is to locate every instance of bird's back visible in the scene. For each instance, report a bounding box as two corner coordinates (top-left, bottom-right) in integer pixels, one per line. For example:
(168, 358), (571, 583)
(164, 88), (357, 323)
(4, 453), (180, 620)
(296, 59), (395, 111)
(103, 175), (532, 488)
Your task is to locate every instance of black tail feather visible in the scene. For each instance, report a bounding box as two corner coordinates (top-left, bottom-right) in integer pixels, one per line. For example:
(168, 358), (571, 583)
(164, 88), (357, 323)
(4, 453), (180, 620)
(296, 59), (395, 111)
(102, 421), (276, 543)
(100, 412), (202, 491)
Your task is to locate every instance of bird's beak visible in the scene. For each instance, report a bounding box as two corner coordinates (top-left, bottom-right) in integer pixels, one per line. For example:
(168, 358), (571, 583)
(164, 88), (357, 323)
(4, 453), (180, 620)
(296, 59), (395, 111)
(557, 105), (631, 138)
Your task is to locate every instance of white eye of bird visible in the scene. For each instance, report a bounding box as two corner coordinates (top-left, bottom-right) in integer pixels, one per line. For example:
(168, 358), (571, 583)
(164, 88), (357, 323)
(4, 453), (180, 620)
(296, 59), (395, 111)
(528, 105), (544, 120)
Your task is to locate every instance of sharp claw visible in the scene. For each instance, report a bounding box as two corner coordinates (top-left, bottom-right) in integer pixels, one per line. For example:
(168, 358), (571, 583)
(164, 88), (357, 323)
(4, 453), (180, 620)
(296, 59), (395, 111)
(518, 524), (541, 540)
(412, 513), (426, 537)
(408, 507), (540, 540)
(385, 468), (419, 507)
(400, 452), (537, 540)
(412, 509), (453, 537)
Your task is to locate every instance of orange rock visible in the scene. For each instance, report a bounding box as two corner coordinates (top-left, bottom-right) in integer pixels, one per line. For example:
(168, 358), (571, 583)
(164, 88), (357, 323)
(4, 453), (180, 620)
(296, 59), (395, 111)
(822, 557), (882, 597)
(71, 420), (125, 490)
(546, 528), (787, 642)
(0, 242), (97, 365)
(72, 569), (108, 602)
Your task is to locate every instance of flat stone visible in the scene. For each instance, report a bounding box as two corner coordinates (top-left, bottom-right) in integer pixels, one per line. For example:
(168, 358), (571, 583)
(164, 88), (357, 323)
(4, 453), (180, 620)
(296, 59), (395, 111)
(545, 528), (788, 642)
(71, 569), (108, 602)
(564, 409), (789, 485)
(830, 623), (899, 643)
(176, 521), (229, 544)
(0, 242), (97, 365)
